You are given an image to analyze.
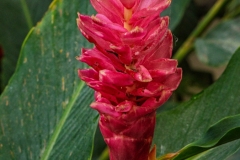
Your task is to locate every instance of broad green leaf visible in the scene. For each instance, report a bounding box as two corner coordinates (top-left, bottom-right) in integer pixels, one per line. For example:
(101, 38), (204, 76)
(171, 114), (240, 159)
(227, 147), (240, 160)
(195, 18), (240, 66)
(187, 140), (240, 160)
(153, 48), (240, 159)
(0, 0), (98, 159)
(0, 0), (52, 90)
(162, 0), (191, 30)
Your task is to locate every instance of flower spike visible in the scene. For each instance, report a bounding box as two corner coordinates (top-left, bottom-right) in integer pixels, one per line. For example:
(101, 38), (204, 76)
(77, 0), (182, 159)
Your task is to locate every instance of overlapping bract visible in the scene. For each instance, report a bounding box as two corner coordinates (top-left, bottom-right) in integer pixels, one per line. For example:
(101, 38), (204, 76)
(77, 0), (182, 159)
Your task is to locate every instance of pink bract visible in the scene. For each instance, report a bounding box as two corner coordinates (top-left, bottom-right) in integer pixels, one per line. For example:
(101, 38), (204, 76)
(77, 0), (182, 160)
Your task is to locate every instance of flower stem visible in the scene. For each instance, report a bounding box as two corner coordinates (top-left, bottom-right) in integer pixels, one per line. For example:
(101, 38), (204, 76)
(20, 0), (33, 29)
(98, 147), (109, 160)
(173, 0), (229, 62)
(223, 5), (240, 20)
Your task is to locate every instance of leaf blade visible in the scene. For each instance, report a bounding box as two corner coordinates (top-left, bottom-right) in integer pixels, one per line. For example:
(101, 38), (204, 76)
(0, 0), (53, 90)
(0, 0), (98, 159)
(195, 18), (240, 66)
(154, 47), (240, 159)
(173, 114), (240, 159)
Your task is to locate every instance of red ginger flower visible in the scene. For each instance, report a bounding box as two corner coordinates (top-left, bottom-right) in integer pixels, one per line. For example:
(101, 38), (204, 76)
(77, 0), (182, 159)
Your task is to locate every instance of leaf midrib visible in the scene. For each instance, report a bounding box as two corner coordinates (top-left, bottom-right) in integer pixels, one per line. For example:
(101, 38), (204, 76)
(40, 81), (86, 160)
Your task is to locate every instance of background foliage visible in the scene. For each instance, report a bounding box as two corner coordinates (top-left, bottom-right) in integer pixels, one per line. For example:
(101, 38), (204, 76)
(0, 0), (240, 159)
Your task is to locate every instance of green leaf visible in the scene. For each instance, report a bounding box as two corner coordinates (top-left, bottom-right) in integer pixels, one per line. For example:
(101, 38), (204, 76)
(172, 114), (240, 159)
(0, 0), (98, 159)
(187, 140), (240, 160)
(0, 0), (52, 90)
(162, 0), (191, 30)
(195, 18), (240, 66)
(153, 48), (240, 159)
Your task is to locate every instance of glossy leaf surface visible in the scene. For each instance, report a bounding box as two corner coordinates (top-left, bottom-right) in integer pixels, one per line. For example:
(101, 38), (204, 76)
(0, 0), (52, 90)
(0, 0), (98, 159)
(154, 48), (240, 159)
(195, 18), (240, 66)
(173, 114), (240, 159)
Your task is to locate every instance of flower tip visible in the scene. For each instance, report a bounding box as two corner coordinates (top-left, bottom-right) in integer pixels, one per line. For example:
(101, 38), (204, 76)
(75, 56), (80, 61)
(91, 15), (101, 23)
(115, 100), (134, 112)
(90, 102), (120, 117)
(76, 18), (80, 25)
(130, 26), (143, 33)
(136, 65), (152, 82)
(76, 13), (83, 22)
(166, 0), (172, 6)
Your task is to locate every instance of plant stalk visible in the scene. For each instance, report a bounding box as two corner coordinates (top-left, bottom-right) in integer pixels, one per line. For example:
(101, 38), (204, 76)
(173, 0), (229, 62)
(20, 0), (33, 29)
(98, 147), (109, 160)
